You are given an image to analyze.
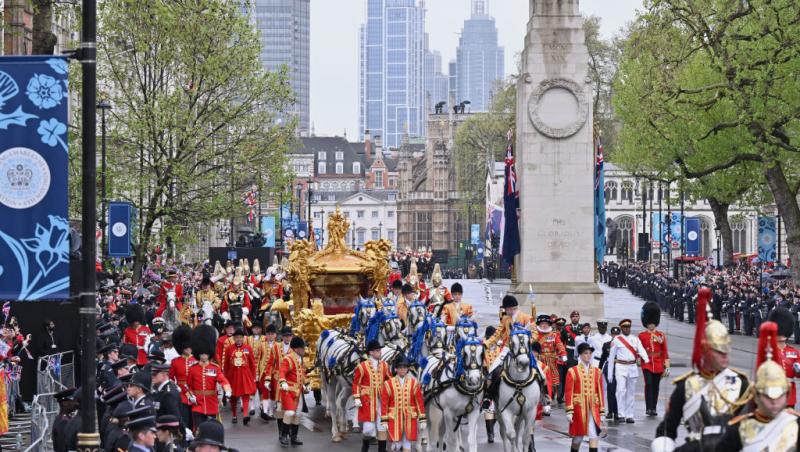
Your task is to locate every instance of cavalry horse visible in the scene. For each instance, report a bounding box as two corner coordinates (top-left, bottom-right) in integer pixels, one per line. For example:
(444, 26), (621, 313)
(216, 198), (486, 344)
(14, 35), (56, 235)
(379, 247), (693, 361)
(365, 310), (407, 365)
(161, 290), (182, 332)
(421, 335), (485, 452)
(317, 329), (363, 443)
(496, 327), (542, 452)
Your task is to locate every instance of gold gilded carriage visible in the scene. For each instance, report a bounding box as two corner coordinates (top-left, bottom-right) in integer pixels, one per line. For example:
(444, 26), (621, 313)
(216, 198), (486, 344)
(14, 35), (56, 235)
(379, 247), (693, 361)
(287, 207), (392, 389)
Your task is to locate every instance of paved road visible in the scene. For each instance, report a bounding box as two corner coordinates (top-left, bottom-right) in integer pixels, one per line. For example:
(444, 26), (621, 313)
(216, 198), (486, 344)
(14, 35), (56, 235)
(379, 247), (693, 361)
(222, 280), (764, 451)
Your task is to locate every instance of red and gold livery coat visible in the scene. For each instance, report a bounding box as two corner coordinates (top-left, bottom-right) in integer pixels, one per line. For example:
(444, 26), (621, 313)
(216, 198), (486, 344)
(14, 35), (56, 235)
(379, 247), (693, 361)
(278, 351), (307, 411)
(485, 312), (533, 349)
(352, 360), (392, 423)
(442, 302), (475, 326)
(263, 342), (289, 401)
(533, 329), (566, 387)
(222, 343), (257, 397)
(565, 363), (605, 436)
(380, 376), (426, 442)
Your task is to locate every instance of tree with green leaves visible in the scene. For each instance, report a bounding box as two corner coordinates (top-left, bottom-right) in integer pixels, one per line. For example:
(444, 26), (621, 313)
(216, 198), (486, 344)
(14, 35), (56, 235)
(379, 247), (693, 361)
(96, 0), (295, 279)
(612, 1), (800, 276)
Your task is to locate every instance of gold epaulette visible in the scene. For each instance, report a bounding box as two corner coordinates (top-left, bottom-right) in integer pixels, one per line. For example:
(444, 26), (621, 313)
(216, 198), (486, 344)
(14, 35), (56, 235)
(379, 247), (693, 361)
(728, 412), (753, 426)
(671, 371), (695, 384)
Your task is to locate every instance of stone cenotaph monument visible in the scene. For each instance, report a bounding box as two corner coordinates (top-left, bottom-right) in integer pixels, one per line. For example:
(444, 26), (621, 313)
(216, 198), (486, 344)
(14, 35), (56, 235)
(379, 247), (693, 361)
(512, 0), (604, 319)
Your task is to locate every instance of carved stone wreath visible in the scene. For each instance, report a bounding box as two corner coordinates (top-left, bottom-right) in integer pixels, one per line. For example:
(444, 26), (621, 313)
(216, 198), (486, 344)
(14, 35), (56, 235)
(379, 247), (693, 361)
(527, 78), (589, 139)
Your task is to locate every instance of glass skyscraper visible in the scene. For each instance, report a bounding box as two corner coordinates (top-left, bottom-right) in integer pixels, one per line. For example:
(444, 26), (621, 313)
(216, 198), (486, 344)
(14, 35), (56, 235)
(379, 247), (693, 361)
(456, 0), (504, 112)
(360, 0), (426, 148)
(252, 0), (310, 134)
(424, 45), (449, 111)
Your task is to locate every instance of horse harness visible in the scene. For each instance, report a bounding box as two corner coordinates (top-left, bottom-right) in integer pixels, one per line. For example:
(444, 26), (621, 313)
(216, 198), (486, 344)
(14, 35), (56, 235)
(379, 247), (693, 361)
(497, 354), (539, 414)
(426, 357), (484, 432)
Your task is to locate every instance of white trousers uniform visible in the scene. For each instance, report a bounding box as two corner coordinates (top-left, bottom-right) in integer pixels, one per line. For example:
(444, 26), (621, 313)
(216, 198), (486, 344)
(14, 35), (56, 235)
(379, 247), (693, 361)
(360, 399), (386, 438)
(390, 434), (411, 451)
(614, 363), (637, 419)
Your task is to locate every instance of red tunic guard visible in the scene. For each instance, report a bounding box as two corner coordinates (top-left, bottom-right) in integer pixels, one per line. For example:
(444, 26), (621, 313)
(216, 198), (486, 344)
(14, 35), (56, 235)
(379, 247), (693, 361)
(123, 325), (152, 366)
(186, 362), (231, 416)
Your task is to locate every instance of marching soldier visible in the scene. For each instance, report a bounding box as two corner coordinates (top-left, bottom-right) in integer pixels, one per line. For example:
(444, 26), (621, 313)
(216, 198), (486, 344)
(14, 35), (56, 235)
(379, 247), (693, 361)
(442, 282), (475, 326)
(380, 355), (426, 452)
(168, 324), (195, 431)
(769, 307), (800, 409)
(353, 340), (393, 452)
(716, 321), (800, 451)
(607, 319), (649, 424)
(566, 342), (606, 452)
(222, 327), (257, 425)
(278, 336), (308, 447)
(123, 304), (152, 366)
(185, 325), (232, 428)
(653, 287), (750, 451)
(639, 302), (669, 417)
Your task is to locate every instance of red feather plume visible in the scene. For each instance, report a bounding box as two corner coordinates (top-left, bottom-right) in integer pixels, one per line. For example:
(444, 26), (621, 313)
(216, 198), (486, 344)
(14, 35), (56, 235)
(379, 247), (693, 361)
(756, 321), (783, 369)
(692, 287), (711, 370)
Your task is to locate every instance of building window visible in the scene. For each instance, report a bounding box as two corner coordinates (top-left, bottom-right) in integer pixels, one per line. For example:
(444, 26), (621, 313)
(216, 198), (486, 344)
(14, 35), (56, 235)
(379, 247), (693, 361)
(371, 229), (380, 240)
(413, 212), (432, 250)
(314, 211), (322, 219)
(700, 217), (711, 257)
(318, 151), (326, 160)
(388, 229), (396, 243)
(621, 181), (634, 203)
(326, 194), (336, 201)
(604, 181), (617, 203)
(353, 162), (361, 174)
(372, 210), (379, 218)
(387, 210), (394, 218)
(343, 211), (350, 218)
(731, 220), (747, 253)
(357, 229), (366, 246)
(335, 151), (344, 160)
(375, 170), (384, 188)
(318, 162), (326, 174)
(336, 162), (344, 174)
(357, 210), (365, 219)
(388, 193), (396, 201)
(313, 194), (321, 202)
(617, 215), (635, 259)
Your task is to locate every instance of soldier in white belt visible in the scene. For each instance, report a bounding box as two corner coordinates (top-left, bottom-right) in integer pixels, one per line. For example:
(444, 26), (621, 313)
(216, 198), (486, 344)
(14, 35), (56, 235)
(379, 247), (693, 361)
(606, 318), (648, 424)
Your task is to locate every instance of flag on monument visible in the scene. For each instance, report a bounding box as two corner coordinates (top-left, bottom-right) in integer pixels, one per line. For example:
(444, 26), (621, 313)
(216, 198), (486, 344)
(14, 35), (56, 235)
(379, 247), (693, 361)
(501, 130), (521, 264)
(594, 138), (606, 265)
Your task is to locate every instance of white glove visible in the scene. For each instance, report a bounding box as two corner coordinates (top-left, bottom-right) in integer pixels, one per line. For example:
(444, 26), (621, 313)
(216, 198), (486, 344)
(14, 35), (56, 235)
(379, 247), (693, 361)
(566, 413), (573, 424)
(793, 362), (800, 375)
(184, 428), (194, 442)
(243, 307), (250, 316)
(187, 394), (197, 405)
(265, 382), (271, 391)
(663, 367), (671, 377)
(354, 398), (362, 408)
(542, 405), (551, 416)
(561, 356), (567, 362)
(280, 382), (289, 391)
(225, 391), (232, 398)
(221, 311), (231, 320)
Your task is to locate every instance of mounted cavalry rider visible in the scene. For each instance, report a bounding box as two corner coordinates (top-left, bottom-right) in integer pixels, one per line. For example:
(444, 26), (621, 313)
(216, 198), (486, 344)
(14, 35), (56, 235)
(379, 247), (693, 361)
(156, 269), (184, 318)
(482, 295), (532, 408)
(653, 287), (750, 451)
(442, 282), (475, 326)
(716, 321), (800, 451)
(353, 340), (392, 452)
(221, 270), (252, 328)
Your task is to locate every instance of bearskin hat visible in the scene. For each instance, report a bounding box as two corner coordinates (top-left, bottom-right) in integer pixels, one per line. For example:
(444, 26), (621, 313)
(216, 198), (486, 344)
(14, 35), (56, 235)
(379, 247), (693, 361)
(191, 325), (217, 360)
(172, 325), (192, 354)
(641, 301), (661, 328)
(768, 307), (795, 339)
(125, 304), (145, 325)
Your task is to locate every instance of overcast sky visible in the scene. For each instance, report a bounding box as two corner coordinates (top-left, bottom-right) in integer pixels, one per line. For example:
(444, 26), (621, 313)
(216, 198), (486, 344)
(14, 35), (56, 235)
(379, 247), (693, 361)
(309, 0), (643, 138)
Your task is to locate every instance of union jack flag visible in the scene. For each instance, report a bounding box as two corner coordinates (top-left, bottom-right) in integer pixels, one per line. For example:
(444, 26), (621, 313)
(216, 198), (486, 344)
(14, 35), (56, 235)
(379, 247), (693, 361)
(501, 129), (520, 263)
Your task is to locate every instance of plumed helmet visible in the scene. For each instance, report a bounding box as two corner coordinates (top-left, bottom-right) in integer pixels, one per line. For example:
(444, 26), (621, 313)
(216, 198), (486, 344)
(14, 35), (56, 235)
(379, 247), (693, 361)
(125, 304), (145, 325)
(768, 307), (795, 339)
(692, 287), (731, 371)
(755, 321), (789, 399)
(172, 324), (192, 354)
(641, 302), (661, 328)
(431, 263), (442, 286)
(501, 295), (518, 309)
(191, 324), (217, 360)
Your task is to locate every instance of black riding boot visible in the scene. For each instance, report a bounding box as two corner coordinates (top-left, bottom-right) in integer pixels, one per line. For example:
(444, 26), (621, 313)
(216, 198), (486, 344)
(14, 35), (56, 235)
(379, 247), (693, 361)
(290, 425), (303, 445)
(378, 440), (387, 452)
(590, 448), (598, 452)
(278, 420), (289, 447)
(528, 434), (536, 452)
(485, 419), (495, 443)
(361, 439), (371, 452)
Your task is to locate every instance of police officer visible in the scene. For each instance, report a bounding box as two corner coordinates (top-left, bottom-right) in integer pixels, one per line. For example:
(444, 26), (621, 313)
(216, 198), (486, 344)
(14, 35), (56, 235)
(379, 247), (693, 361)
(52, 387), (78, 452)
(151, 363), (182, 429)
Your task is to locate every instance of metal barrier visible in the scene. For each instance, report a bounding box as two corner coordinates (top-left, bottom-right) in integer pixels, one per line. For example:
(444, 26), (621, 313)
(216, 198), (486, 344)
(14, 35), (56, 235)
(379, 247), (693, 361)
(24, 392), (54, 452)
(36, 352), (74, 400)
(4, 363), (22, 415)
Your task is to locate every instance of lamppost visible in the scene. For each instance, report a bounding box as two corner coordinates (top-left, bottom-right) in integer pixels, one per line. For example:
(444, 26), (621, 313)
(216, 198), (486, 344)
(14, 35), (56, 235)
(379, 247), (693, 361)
(352, 220), (356, 249)
(714, 225), (721, 270)
(379, 221), (383, 238)
(296, 183), (303, 222)
(97, 99), (111, 259)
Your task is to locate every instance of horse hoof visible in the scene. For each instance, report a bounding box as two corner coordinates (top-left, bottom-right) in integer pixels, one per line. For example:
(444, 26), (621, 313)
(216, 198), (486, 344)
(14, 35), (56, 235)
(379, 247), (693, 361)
(332, 436), (342, 443)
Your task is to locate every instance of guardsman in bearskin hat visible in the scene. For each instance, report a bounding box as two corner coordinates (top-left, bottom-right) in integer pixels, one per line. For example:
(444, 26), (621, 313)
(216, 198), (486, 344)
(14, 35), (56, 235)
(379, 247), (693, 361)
(124, 304), (153, 366)
(639, 301), (670, 417)
(278, 336), (308, 447)
(186, 325), (232, 428)
(566, 342), (606, 452)
(380, 355), (425, 452)
(222, 327), (257, 426)
(717, 321), (800, 451)
(353, 340), (393, 452)
(442, 282), (475, 326)
(769, 307), (800, 409)
(607, 317), (649, 424)
(168, 324), (196, 431)
(653, 287), (750, 451)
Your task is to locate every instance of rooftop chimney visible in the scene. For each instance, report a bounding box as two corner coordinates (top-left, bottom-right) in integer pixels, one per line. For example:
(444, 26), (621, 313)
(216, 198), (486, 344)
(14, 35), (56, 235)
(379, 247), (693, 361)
(364, 130), (372, 161)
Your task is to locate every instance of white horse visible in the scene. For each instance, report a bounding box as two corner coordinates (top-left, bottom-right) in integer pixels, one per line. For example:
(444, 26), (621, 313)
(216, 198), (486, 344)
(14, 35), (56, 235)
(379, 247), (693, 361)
(365, 311), (407, 365)
(422, 336), (485, 452)
(496, 328), (542, 452)
(162, 290), (181, 331)
(317, 329), (362, 443)
(349, 297), (378, 338)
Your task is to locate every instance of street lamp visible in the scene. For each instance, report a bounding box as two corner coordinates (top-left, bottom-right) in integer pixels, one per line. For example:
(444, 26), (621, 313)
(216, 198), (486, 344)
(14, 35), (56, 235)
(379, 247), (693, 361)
(296, 183), (303, 221)
(379, 221), (383, 238)
(97, 99), (111, 259)
(352, 220), (356, 249)
(714, 225), (721, 270)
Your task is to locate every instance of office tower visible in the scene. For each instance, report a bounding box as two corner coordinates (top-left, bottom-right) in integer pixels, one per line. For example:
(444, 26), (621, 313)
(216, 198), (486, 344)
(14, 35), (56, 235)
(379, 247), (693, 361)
(455, 0), (504, 111)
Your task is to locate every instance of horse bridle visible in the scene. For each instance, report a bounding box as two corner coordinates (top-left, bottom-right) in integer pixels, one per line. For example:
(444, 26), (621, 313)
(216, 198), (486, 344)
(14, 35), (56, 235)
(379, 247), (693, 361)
(429, 344), (484, 432)
(498, 333), (538, 414)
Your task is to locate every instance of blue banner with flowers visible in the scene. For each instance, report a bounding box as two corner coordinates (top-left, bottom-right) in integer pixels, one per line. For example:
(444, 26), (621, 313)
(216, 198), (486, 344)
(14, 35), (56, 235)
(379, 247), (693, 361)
(0, 56), (69, 300)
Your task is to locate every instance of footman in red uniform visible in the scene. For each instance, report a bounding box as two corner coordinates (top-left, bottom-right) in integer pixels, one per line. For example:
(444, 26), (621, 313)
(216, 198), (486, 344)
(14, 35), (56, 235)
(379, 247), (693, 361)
(278, 336), (307, 448)
(223, 327), (256, 425)
(380, 355), (425, 452)
(565, 342), (606, 452)
(353, 340), (392, 452)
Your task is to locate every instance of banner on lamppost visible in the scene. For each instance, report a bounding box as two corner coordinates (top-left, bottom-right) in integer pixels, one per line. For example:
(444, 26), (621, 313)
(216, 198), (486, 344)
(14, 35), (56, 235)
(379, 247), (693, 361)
(470, 224), (480, 245)
(685, 217), (701, 256)
(0, 56), (70, 300)
(260, 216), (275, 248)
(758, 216), (777, 263)
(296, 222), (308, 240)
(108, 202), (133, 257)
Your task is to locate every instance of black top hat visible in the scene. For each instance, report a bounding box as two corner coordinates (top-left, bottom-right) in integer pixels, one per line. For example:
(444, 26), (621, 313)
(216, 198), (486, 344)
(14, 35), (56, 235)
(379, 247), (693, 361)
(450, 282), (463, 294)
(281, 326), (293, 336)
(391, 279), (403, 289)
(484, 326), (496, 340)
(501, 295), (518, 309)
(233, 328), (245, 336)
(577, 342), (595, 355)
(393, 354), (412, 368)
(366, 340), (381, 352)
(128, 371), (151, 392)
(289, 336), (305, 349)
(401, 283), (414, 295)
(224, 320), (235, 328)
(189, 420), (227, 450)
(265, 324), (277, 334)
